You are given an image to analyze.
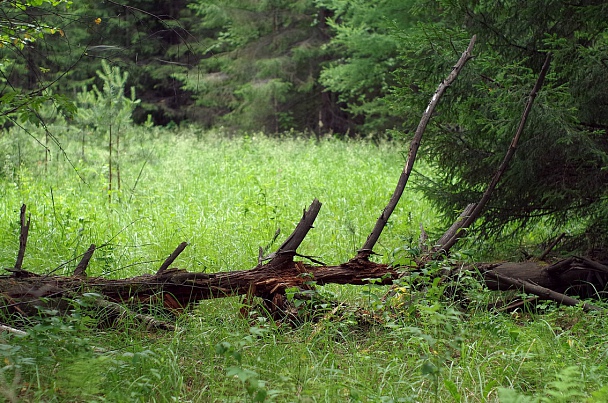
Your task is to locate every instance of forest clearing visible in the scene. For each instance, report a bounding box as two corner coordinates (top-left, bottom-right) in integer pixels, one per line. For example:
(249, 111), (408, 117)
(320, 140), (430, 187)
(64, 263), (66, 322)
(0, 126), (606, 402)
(1, 0), (608, 401)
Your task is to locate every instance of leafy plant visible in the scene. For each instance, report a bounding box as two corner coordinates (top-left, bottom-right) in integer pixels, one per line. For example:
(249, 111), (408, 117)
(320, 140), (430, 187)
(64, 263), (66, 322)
(498, 366), (596, 403)
(215, 326), (283, 402)
(75, 59), (140, 201)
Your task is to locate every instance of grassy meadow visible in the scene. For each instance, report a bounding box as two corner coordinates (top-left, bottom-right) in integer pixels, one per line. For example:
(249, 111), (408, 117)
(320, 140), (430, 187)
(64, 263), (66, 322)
(0, 125), (607, 402)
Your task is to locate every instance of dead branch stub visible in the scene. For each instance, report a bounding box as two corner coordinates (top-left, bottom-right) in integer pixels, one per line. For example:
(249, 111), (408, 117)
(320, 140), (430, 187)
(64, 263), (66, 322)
(1, 39), (605, 332)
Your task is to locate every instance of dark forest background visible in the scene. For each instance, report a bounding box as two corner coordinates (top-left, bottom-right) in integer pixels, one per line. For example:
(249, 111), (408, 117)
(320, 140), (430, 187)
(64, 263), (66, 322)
(2, 0), (608, 253)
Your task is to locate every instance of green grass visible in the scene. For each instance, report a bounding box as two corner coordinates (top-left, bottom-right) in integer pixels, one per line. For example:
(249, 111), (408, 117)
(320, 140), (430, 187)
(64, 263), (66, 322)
(0, 125), (607, 402)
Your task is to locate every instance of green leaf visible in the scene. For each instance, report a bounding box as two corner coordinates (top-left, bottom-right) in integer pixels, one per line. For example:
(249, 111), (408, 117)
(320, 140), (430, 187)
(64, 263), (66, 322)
(421, 361), (438, 376)
(444, 379), (461, 402)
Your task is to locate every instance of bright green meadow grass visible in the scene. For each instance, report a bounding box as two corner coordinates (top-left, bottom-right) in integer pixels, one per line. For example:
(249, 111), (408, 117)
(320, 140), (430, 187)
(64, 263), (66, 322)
(0, 126), (607, 402)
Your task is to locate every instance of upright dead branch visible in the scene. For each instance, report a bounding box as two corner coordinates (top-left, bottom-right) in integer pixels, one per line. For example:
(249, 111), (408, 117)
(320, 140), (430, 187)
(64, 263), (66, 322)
(265, 199), (322, 265)
(437, 53), (552, 254)
(74, 244), (96, 277)
(358, 36), (477, 259)
(433, 203), (476, 253)
(15, 204), (30, 271)
(156, 242), (188, 275)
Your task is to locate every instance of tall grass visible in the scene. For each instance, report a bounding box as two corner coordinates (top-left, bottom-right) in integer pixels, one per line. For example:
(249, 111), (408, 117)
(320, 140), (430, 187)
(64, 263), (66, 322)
(0, 126), (606, 402)
(0, 126), (438, 277)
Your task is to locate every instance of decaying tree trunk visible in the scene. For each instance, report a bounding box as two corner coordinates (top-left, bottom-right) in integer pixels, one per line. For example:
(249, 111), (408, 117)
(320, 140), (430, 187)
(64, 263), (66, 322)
(1, 38), (605, 332)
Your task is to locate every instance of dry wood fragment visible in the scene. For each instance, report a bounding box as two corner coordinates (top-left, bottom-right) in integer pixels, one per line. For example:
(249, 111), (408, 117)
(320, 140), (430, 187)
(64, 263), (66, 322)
(74, 244), (96, 277)
(576, 256), (608, 275)
(483, 270), (601, 312)
(0, 323), (26, 336)
(269, 199), (321, 264)
(15, 204), (30, 271)
(545, 257), (575, 275)
(156, 242), (188, 275)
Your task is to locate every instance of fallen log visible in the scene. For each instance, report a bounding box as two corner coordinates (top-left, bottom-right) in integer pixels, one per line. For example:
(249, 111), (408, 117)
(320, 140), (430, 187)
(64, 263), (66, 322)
(0, 201), (399, 324)
(1, 39), (604, 332)
(0, 258), (397, 314)
(478, 258), (608, 300)
(3, 246), (605, 323)
(0, 204), (604, 328)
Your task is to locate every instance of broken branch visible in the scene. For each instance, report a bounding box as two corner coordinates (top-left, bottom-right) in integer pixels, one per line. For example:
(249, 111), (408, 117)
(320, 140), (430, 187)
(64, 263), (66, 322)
(483, 270), (601, 312)
(157, 242), (188, 275)
(358, 35), (477, 258)
(74, 244), (96, 277)
(266, 199), (322, 264)
(15, 204), (30, 271)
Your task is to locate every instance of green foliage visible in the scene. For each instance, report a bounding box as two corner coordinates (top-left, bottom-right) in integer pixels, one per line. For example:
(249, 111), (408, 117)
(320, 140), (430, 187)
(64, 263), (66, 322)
(498, 366), (599, 403)
(0, 0), (70, 50)
(317, 0), (418, 132)
(385, 0), (608, 250)
(0, 0), (202, 127)
(215, 326), (284, 402)
(180, 0), (331, 133)
(0, 0), (75, 125)
(75, 60), (140, 131)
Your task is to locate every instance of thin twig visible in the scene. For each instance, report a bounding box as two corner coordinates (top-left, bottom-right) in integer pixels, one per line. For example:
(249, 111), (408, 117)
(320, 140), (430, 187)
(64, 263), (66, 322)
(128, 158), (148, 204)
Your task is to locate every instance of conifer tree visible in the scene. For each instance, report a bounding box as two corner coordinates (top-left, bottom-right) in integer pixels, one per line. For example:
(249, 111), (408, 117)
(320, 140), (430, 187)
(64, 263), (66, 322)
(180, 0), (336, 133)
(389, 0), (608, 251)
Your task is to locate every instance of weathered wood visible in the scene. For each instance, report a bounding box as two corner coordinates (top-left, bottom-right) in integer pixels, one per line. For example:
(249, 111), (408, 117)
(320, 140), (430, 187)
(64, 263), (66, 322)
(0, 323), (26, 336)
(2, 254), (605, 323)
(268, 199), (321, 264)
(0, 259), (398, 315)
(482, 271), (601, 312)
(156, 242), (188, 275)
(15, 204), (30, 271)
(478, 259), (608, 299)
(74, 244), (96, 277)
(358, 36), (477, 258)
(545, 257), (575, 275)
(576, 256), (608, 275)
(432, 203), (476, 255)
